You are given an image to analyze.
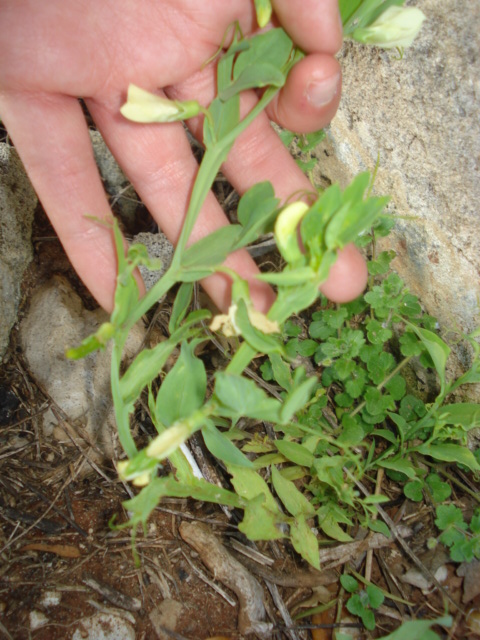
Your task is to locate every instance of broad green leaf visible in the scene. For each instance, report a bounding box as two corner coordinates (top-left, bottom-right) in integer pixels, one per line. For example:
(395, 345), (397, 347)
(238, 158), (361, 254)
(290, 515), (320, 569)
(180, 225), (243, 274)
(436, 403), (480, 429)
(120, 339), (177, 405)
(270, 465), (315, 517)
(220, 63), (285, 101)
(368, 520), (391, 537)
(366, 584), (384, 609)
(415, 442), (480, 472)
(406, 323), (450, 393)
(239, 494), (284, 540)
(378, 457), (417, 479)
(227, 464), (281, 514)
(233, 29), (293, 84)
(202, 422), (254, 468)
(426, 473), (451, 502)
(236, 181), (279, 245)
(155, 340), (206, 427)
(280, 376), (317, 424)
(404, 480), (424, 502)
(340, 575), (359, 593)
(317, 508), (353, 542)
(214, 372), (281, 422)
(269, 352), (293, 391)
(275, 440), (314, 467)
(376, 616), (452, 640)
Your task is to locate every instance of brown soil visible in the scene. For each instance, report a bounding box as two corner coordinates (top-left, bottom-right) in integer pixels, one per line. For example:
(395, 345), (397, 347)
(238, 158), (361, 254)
(1, 184), (479, 640)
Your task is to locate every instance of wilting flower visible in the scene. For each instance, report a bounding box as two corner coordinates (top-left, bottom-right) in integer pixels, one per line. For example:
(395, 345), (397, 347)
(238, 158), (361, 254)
(353, 6), (426, 49)
(274, 201), (309, 263)
(146, 422), (191, 460)
(210, 303), (280, 337)
(120, 84), (201, 123)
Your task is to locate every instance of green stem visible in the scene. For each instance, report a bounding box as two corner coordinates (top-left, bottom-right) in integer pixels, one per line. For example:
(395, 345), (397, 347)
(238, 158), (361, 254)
(172, 85), (282, 268)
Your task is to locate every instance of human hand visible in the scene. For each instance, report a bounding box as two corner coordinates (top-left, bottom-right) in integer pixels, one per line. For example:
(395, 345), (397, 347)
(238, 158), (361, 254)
(0, 0), (367, 313)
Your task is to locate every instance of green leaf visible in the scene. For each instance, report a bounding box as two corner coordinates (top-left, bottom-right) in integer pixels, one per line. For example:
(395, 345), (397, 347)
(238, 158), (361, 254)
(180, 225), (243, 275)
(155, 340), (206, 427)
(227, 464), (277, 509)
(236, 181), (279, 245)
(214, 372), (281, 422)
(378, 457), (417, 479)
(271, 465), (315, 517)
(406, 323), (450, 394)
(317, 506), (353, 542)
(435, 504), (466, 531)
(239, 494), (284, 540)
(220, 63), (285, 101)
(376, 616), (452, 640)
(280, 376), (317, 424)
(168, 282), (193, 333)
(404, 480), (424, 502)
(426, 474), (451, 502)
(233, 29), (293, 86)
(436, 403), (480, 429)
(290, 515), (320, 569)
(415, 443), (480, 472)
(269, 352), (293, 391)
(366, 584), (384, 609)
(275, 440), (314, 467)
(340, 574), (359, 593)
(368, 520), (391, 537)
(202, 422), (254, 468)
(66, 322), (115, 359)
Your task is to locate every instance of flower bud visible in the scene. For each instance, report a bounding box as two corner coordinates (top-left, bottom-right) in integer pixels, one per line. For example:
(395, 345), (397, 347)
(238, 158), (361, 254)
(353, 6), (426, 49)
(120, 84), (201, 123)
(146, 422), (191, 460)
(274, 201), (309, 263)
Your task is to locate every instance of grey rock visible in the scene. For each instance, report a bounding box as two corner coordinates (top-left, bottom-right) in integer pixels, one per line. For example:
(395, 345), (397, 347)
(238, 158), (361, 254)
(90, 129), (139, 225)
(0, 143), (37, 359)
(314, 0), (479, 336)
(19, 276), (144, 460)
(132, 231), (174, 291)
(72, 612), (135, 640)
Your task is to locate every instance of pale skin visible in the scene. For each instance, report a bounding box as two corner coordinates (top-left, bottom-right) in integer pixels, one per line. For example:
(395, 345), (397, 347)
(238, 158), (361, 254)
(0, 0), (367, 314)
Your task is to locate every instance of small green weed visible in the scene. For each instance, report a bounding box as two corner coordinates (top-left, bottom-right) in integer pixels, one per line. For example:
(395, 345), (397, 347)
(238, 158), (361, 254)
(66, 2), (474, 637)
(432, 504), (480, 563)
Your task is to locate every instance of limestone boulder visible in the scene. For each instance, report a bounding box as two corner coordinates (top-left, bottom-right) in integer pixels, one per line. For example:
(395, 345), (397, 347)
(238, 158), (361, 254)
(316, 0), (479, 338)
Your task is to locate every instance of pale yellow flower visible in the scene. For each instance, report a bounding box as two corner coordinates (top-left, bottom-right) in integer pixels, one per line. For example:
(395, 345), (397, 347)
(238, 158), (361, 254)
(354, 6), (426, 49)
(120, 84), (201, 123)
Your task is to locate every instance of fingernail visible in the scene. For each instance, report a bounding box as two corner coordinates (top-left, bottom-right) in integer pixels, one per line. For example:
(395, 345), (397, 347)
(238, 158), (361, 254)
(306, 74), (340, 108)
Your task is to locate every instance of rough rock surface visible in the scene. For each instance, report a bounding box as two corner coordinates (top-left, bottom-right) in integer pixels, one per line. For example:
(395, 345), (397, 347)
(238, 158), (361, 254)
(0, 143), (37, 359)
(133, 231), (174, 291)
(315, 0), (479, 340)
(90, 129), (139, 224)
(19, 276), (144, 460)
